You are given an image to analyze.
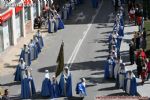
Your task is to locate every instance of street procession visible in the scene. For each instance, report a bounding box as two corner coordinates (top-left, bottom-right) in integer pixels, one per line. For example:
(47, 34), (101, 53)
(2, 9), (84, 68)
(0, 0), (150, 100)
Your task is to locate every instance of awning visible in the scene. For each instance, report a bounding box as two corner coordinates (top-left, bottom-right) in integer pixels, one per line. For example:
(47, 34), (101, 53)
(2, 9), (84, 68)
(15, 6), (23, 13)
(0, 9), (13, 24)
(24, 0), (31, 5)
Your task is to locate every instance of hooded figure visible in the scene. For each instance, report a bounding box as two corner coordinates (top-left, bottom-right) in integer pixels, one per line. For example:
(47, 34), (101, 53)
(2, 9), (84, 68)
(54, 11), (64, 30)
(114, 57), (122, 79)
(104, 56), (115, 79)
(14, 58), (26, 81)
(116, 63), (126, 89)
(124, 71), (137, 96)
(36, 30), (44, 49)
(19, 44), (31, 66)
(21, 68), (36, 99)
(48, 15), (56, 33)
(59, 66), (72, 97)
(51, 75), (60, 98)
(33, 35), (41, 54)
(28, 39), (38, 61)
(41, 70), (52, 97)
(76, 78), (87, 99)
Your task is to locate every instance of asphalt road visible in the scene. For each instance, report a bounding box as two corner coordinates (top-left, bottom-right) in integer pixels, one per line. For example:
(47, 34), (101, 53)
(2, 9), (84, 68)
(0, 0), (136, 100)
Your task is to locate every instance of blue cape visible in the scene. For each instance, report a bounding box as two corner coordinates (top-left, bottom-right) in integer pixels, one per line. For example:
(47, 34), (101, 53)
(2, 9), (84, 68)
(59, 73), (72, 97)
(21, 78), (31, 99)
(14, 65), (22, 81)
(118, 26), (124, 37)
(124, 77), (137, 96)
(48, 19), (51, 33)
(104, 60), (115, 79)
(37, 36), (44, 48)
(58, 18), (64, 29)
(30, 79), (36, 95)
(41, 78), (52, 97)
(76, 82), (87, 96)
(19, 49), (31, 66)
(51, 81), (60, 98)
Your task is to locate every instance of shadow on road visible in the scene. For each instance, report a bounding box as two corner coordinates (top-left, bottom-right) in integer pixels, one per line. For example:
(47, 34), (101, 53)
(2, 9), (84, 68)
(38, 60), (105, 73)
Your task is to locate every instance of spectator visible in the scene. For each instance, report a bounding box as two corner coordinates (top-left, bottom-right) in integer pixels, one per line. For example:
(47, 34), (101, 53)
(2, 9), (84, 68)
(129, 41), (135, 65)
(143, 28), (147, 39)
(129, 7), (135, 23)
(2, 89), (10, 100)
(37, 16), (42, 29)
(135, 32), (141, 50)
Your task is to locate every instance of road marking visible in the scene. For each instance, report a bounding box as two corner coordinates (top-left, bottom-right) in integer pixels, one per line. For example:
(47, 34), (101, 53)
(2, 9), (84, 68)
(67, 0), (104, 68)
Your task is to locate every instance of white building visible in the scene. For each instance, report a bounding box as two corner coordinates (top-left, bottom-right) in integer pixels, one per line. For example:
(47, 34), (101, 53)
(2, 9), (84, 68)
(0, 0), (48, 53)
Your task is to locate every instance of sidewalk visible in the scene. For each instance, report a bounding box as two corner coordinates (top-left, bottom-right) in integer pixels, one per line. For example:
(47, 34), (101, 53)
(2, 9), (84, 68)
(121, 24), (150, 98)
(0, 24), (47, 77)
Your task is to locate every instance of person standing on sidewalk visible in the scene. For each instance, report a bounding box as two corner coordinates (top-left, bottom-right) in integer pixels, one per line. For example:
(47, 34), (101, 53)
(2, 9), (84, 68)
(136, 56), (143, 78)
(2, 89), (10, 100)
(129, 41), (136, 65)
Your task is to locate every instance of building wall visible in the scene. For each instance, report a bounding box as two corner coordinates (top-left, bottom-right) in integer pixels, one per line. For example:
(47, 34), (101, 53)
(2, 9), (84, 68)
(0, 0), (42, 53)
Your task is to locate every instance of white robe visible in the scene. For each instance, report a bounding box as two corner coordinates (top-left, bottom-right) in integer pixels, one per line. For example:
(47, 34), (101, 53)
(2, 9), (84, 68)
(49, 18), (55, 32)
(126, 79), (131, 94)
(114, 62), (120, 79)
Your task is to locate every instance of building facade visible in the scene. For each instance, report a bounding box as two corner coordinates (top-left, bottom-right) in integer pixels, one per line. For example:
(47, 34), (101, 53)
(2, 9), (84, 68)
(0, 0), (48, 53)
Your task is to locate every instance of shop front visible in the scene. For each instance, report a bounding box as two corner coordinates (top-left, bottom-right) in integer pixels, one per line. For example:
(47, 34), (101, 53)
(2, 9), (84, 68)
(15, 5), (23, 40)
(24, 0), (31, 23)
(0, 9), (13, 52)
(32, 0), (38, 18)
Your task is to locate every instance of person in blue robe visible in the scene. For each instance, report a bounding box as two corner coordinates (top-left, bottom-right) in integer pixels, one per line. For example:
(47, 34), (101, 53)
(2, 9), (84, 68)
(14, 58), (26, 81)
(21, 75), (31, 99)
(28, 39), (38, 61)
(27, 68), (36, 96)
(19, 44), (31, 66)
(51, 75), (60, 98)
(48, 16), (56, 33)
(76, 78), (87, 99)
(33, 35), (41, 54)
(36, 30), (44, 48)
(21, 67), (36, 99)
(116, 63), (126, 89)
(59, 66), (72, 97)
(118, 25), (124, 37)
(91, 0), (98, 8)
(41, 70), (52, 97)
(54, 11), (64, 30)
(104, 56), (115, 79)
(61, 5), (69, 20)
(116, 35), (123, 50)
(124, 71), (137, 96)
(58, 17), (64, 29)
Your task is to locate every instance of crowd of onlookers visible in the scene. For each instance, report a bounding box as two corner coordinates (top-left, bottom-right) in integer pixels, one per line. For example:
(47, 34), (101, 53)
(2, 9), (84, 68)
(127, 0), (150, 85)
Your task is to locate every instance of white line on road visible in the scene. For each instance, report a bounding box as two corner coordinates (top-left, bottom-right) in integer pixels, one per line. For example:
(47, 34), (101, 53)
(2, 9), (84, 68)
(67, 0), (104, 68)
